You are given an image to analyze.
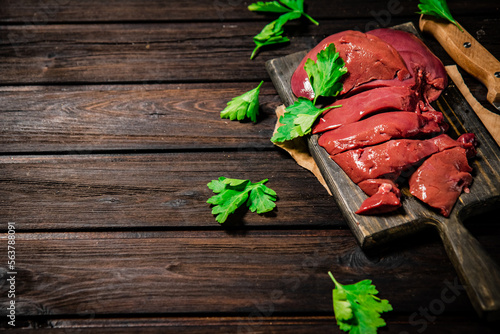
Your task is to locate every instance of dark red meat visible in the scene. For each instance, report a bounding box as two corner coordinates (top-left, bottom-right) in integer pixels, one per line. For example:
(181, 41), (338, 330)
(313, 86), (420, 133)
(367, 29), (447, 102)
(356, 179), (401, 215)
(317, 110), (447, 155)
(355, 184), (401, 215)
(294, 28), (475, 217)
(409, 147), (473, 217)
(358, 178), (401, 197)
(331, 134), (466, 184)
(291, 30), (410, 100)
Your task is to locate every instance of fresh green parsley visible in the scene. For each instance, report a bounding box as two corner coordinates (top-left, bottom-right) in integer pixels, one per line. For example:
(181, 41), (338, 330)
(304, 43), (348, 104)
(251, 12), (300, 60)
(220, 81), (263, 123)
(271, 97), (337, 142)
(249, 0), (318, 59)
(417, 0), (463, 32)
(249, 0), (319, 25)
(271, 43), (347, 143)
(329, 272), (393, 334)
(207, 177), (277, 224)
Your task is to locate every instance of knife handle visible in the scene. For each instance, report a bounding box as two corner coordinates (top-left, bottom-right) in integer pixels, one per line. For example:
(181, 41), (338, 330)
(431, 214), (500, 321)
(419, 15), (500, 105)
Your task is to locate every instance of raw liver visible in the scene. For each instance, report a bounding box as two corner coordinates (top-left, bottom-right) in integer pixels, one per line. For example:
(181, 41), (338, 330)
(291, 30), (410, 100)
(317, 110), (447, 155)
(331, 134), (465, 184)
(409, 147), (474, 217)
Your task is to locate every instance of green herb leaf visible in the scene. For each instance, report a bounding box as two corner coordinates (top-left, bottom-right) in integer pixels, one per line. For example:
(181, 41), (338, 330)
(249, 0), (318, 59)
(417, 0), (463, 31)
(271, 43), (346, 143)
(247, 180), (277, 213)
(248, 1), (291, 13)
(329, 272), (393, 334)
(278, 0), (318, 25)
(304, 43), (348, 104)
(207, 177), (277, 224)
(278, 0), (304, 12)
(220, 81), (263, 123)
(271, 98), (336, 143)
(251, 11), (301, 59)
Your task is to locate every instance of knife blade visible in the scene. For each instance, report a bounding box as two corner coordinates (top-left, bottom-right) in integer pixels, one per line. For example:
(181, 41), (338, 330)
(419, 15), (500, 142)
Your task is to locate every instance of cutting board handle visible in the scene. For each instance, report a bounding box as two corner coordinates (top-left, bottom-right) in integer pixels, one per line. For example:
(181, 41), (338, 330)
(431, 215), (500, 321)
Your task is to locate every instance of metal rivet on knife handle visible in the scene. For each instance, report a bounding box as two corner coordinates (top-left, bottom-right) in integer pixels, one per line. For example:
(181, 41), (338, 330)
(463, 42), (471, 48)
(495, 72), (500, 78)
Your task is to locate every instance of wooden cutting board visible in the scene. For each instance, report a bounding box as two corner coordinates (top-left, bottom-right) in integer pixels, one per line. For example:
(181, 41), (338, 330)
(266, 22), (500, 320)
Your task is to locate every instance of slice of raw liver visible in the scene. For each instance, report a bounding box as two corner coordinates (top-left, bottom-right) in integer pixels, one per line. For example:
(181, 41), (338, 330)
(367, 28), (448, 102)
(331, 134), (465, 184)
(409, 147), (473, 217)
(317, 110), (447, 155)
(313, 86), (420, 133)
(358, 178), (401, 197)
(356, 179), (402, 215)
(291, 30), (410, 100)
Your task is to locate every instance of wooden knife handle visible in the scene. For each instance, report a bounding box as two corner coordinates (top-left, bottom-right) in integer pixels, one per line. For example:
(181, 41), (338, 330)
(431, 215), (500, 321)
(419, 15), (500, 106)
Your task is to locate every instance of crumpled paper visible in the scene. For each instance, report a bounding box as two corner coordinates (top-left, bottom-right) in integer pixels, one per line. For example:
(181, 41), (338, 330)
(272, 66), (494, 195)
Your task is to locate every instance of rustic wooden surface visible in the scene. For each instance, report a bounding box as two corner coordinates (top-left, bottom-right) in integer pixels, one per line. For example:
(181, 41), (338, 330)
(1, 0), (499, 332)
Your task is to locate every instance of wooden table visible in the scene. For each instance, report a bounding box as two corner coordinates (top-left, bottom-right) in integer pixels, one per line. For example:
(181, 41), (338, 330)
(1, 1), (499, 332)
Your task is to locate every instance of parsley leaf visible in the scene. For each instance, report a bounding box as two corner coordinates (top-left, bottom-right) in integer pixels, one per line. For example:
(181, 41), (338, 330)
(249, 0), (318, 59)
(329, 272), (393, 334)
(271, 98), (336, 142)
(417, 0), (463, 32)
(207, 177), (277, 224)
(220, 81), (263, 123)
(279, 0), (318, 25)
(251, 11), (301, 59)
(248, 1), (291, 13)
(304, 43), (348, 104)
(271, 43), (346, 143)
(248, 0), (318, 25)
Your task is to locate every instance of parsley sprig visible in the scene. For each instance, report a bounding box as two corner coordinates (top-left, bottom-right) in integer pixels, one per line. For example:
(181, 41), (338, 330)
(248, 0), (318, 26)
(329, 272), (393, 334)
(220, 81), (263, 123)
(207, 177), (277, 224)
(417, 0), (463, 32)
(271, 43), (347, 143)
(249, 0), (318, 59)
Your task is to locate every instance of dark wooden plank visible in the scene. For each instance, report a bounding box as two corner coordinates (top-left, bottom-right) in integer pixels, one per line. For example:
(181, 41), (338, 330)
(0, 0), (498, 23)
(7, 315), (500, 333)
(0, 18), (498, 84)
(0, 83), (281, 153)
(1, 229), (499, 318)
(0, 151), (342, 230)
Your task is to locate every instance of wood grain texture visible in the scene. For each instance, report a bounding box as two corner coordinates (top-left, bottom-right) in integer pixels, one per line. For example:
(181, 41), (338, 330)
(1, 1), (499, 331)
(0, 18), (498, 84)
(0, 0), (497, 23)
(1, 230), (498, 318)
(0, 151), (341, 230)
(7, 315), (500, 333)
(0, 83), (281, 153)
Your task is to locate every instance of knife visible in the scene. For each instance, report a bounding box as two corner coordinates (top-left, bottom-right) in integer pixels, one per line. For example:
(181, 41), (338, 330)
(419, 15), (500, 145)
